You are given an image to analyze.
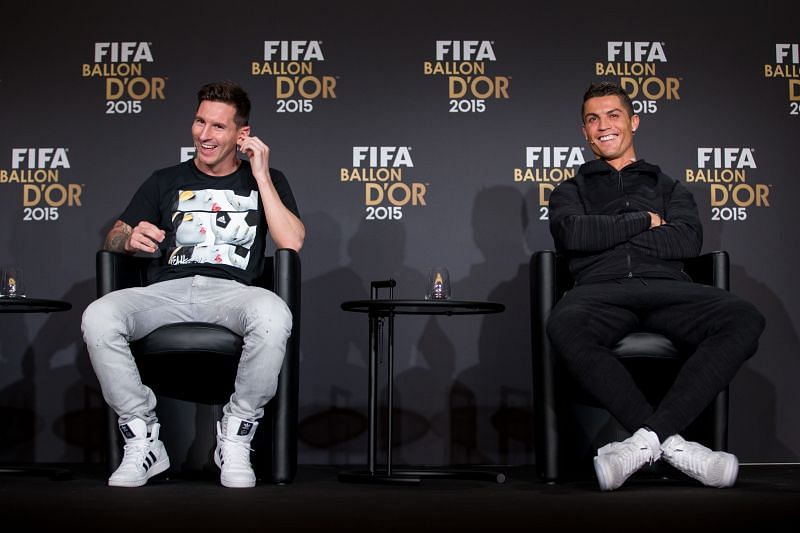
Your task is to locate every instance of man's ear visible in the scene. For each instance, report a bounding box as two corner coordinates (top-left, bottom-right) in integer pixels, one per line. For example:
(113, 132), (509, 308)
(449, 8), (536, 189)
(631, 114), (640, 132)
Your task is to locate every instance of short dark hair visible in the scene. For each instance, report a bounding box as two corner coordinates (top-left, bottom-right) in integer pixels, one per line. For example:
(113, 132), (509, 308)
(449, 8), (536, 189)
(582, 82), (634, 121)
(197, 81), (251, 127)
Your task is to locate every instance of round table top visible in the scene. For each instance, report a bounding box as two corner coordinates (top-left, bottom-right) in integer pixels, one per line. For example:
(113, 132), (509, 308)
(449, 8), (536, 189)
(0, 297), (72, 313)
(341, 299), (505, 316)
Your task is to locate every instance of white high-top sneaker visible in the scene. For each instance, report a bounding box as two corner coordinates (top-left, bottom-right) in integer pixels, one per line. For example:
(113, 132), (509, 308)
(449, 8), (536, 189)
(214, 415), (258, 488)
(593, 428), (662, 491)
(661, 434), (739, 488)
(108, 418), (170, 487)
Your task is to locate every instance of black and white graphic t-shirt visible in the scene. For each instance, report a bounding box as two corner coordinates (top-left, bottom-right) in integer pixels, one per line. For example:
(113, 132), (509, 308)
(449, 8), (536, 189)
(120, 159), (299, 285)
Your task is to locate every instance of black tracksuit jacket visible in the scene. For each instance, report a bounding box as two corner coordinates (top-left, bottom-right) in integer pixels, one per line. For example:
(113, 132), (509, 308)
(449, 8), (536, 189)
(548, 158), (703, 285)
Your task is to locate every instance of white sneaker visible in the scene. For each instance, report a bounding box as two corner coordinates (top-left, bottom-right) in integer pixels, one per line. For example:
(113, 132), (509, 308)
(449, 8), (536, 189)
(108, 418), (170, 487)
(214, 415), (258, 488)
(593, 428), (661, 491)
(661, 434), (738, 488)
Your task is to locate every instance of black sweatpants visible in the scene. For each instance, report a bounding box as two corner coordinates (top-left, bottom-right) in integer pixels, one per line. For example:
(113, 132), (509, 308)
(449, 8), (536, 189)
(546, 278), (765, 440)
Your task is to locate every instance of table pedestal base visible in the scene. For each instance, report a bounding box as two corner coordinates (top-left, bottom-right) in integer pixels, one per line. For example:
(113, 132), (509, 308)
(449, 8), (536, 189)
(338, 468), (506, 485)
(340, 293), (507, 488)
(0, 465), (72, 480)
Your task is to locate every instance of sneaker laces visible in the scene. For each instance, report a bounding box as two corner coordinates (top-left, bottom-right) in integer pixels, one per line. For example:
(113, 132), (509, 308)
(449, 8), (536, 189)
(607, 441), (657, 477)
(119, 438), (151, 470)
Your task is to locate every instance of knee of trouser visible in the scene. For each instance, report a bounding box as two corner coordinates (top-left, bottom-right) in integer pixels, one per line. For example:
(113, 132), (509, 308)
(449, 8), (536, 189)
(247, 292), (293, 336)
(739, 300), (766, 343)
(545, 316), (560, 346)
(82, 297), (111, 339)
(82, 295), (128, 343)
(545, 304), (585, 350)
(747, 302), (766, 336)
(725, 299), (766, 337)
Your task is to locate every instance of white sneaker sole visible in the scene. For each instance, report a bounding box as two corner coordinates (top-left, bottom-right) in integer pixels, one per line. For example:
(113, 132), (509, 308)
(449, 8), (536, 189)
(593, 455), (616, 491)
(712, 456), (739, 488)
(108, 455), (170, 488)
(220, 474), (256, 488)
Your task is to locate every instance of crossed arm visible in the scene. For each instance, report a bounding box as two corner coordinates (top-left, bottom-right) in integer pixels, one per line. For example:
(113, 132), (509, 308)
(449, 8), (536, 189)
(627, 182), (702, 259)
(548, 179), (702, 260)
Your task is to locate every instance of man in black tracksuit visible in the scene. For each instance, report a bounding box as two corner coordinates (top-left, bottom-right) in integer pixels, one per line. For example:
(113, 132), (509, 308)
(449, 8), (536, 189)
(546, 82), (765, 491)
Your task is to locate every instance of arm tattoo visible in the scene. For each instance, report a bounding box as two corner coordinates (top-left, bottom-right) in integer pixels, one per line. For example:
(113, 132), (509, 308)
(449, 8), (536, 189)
(103, 221), (132, 252)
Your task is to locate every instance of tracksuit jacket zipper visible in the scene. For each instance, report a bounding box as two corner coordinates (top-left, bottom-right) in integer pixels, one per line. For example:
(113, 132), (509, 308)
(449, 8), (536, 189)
(618, 169), (634, 279)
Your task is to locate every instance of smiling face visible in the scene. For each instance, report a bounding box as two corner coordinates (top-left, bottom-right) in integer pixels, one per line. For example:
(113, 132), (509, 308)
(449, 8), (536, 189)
(191, 100), (250, 176)
(581, 94), (640, 170)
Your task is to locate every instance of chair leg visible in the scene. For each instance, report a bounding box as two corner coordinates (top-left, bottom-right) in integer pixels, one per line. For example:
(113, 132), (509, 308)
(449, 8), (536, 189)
(712, 389), (729, 451)
(105, 405), (121, 476)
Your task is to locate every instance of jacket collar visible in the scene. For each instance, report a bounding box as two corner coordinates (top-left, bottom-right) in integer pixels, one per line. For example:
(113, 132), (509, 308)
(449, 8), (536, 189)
(579, 158), (661, 177)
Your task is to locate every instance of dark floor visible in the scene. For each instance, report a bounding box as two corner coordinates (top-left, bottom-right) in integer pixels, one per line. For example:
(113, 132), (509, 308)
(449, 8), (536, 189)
(1, 463), (798, 531)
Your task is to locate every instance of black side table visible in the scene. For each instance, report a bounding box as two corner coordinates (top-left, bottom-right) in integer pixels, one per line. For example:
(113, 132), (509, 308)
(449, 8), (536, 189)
(0, 297), (72, 314)
(339, 285), (505, 485)
(1, 297), (72, 480)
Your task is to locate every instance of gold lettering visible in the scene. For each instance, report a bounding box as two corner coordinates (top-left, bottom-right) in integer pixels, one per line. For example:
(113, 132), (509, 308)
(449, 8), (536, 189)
(512, 168), (575, 182)
(340, 168), (402, 182)
(596, 63), (657, 77)
(684, 169), (746, 183)
(251, 62), (313, 76)
(81, 63), (143, 77)
(0, 169), (59, 183)
(423, 62), (486, 76)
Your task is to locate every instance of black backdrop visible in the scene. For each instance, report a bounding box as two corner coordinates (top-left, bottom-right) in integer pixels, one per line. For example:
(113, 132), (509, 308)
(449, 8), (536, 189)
(1, 1), (797, 466)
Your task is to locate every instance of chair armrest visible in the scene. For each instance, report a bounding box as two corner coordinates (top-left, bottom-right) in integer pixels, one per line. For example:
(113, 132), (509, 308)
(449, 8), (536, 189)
(530, 250), (562, 481)
(531, 251), (557, 337)
(268, 247), (301, 484)
(683, 251), (729, 291)
(273, 248), (301, 314)
(96, 250), (151, 297)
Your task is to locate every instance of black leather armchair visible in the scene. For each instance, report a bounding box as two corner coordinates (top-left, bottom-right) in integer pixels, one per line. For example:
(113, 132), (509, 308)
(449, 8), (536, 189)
(96, 248), (300, 484)
(530, 250), (729, 482)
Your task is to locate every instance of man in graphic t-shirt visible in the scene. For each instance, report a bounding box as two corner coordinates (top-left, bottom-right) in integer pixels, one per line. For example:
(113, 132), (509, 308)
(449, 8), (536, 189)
(82, 81), (305, 488)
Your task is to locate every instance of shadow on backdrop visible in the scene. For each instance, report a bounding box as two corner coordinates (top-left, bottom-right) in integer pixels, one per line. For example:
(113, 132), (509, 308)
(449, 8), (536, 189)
(691, 185), (799, 461)
(450, 185), (535, 466)
(297, 212), (369, 464)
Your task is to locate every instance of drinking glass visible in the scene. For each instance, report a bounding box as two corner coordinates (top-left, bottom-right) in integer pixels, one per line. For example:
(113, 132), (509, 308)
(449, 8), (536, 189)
(425, 267), (451, 300)
(1, 266), (25, 298)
